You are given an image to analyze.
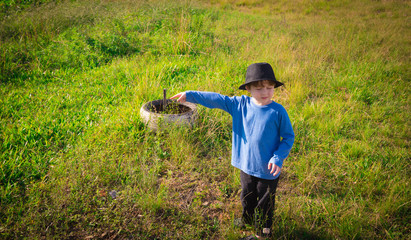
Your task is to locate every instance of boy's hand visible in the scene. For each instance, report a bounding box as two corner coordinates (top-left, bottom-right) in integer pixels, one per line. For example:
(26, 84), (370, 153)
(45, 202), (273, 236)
(170, 92), (186, 102)
(268, 163), (281, 177)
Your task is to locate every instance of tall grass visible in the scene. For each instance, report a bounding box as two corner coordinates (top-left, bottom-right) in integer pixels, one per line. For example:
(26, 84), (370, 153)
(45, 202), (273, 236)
(1, 0), (409, 239)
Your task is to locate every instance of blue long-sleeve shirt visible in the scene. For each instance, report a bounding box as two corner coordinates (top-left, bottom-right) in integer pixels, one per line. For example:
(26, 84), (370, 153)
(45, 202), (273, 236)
(186, 91), (295, 180)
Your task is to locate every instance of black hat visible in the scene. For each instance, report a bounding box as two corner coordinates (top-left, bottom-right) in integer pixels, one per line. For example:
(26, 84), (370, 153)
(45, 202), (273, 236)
(239, 62), (284, 90)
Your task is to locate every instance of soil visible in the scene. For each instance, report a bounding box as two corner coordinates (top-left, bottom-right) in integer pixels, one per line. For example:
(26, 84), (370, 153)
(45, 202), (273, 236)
(149, 102), (191, 114)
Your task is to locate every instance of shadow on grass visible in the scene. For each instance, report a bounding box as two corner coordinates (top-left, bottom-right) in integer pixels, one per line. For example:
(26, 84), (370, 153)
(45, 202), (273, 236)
(273, 224), (334, 240)
(291, 228), (332, 240)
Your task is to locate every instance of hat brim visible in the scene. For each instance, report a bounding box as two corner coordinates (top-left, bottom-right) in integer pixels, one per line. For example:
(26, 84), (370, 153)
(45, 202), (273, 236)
(239, 80), (284, 90)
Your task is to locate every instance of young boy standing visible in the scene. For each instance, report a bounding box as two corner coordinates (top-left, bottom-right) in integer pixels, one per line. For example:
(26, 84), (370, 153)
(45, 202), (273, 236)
(171, 62), (295, 239)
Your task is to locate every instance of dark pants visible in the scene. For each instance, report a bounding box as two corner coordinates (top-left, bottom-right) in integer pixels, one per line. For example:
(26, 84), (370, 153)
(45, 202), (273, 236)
(240, 170), (279, 230)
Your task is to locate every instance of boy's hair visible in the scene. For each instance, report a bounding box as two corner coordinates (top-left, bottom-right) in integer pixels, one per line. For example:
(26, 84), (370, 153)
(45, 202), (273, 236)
(245, 80), (276, 89)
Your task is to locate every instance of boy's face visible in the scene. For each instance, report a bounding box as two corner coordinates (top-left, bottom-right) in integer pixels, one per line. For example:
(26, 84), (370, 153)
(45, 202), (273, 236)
(245, 81), (275, 106)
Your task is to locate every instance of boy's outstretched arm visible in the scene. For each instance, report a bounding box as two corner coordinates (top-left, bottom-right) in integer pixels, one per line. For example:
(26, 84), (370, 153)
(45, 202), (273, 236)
(172, 91), (235, 115)
(170, 92), (186, 102)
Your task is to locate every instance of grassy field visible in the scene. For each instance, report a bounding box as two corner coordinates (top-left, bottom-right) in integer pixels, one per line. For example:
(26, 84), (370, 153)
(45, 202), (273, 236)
(0, 0), (409, 239)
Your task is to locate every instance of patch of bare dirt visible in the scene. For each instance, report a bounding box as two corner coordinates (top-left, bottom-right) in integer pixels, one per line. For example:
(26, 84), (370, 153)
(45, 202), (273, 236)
(160, 171), (241, 221)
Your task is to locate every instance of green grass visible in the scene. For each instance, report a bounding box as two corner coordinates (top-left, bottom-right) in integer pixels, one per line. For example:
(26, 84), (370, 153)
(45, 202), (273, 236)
(0, 0), (410, 239)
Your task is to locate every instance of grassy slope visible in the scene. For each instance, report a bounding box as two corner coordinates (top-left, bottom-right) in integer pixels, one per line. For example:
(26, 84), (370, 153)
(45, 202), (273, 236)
(0, 0), (409, 239)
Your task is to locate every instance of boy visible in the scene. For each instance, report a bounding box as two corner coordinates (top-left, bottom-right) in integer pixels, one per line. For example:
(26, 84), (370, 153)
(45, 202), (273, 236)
(171, 62), (295, 239)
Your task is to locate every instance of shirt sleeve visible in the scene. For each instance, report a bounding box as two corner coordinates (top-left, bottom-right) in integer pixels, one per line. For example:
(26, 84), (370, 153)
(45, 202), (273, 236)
(185, 91), (236, 115)
(269, 109), (295, 168)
